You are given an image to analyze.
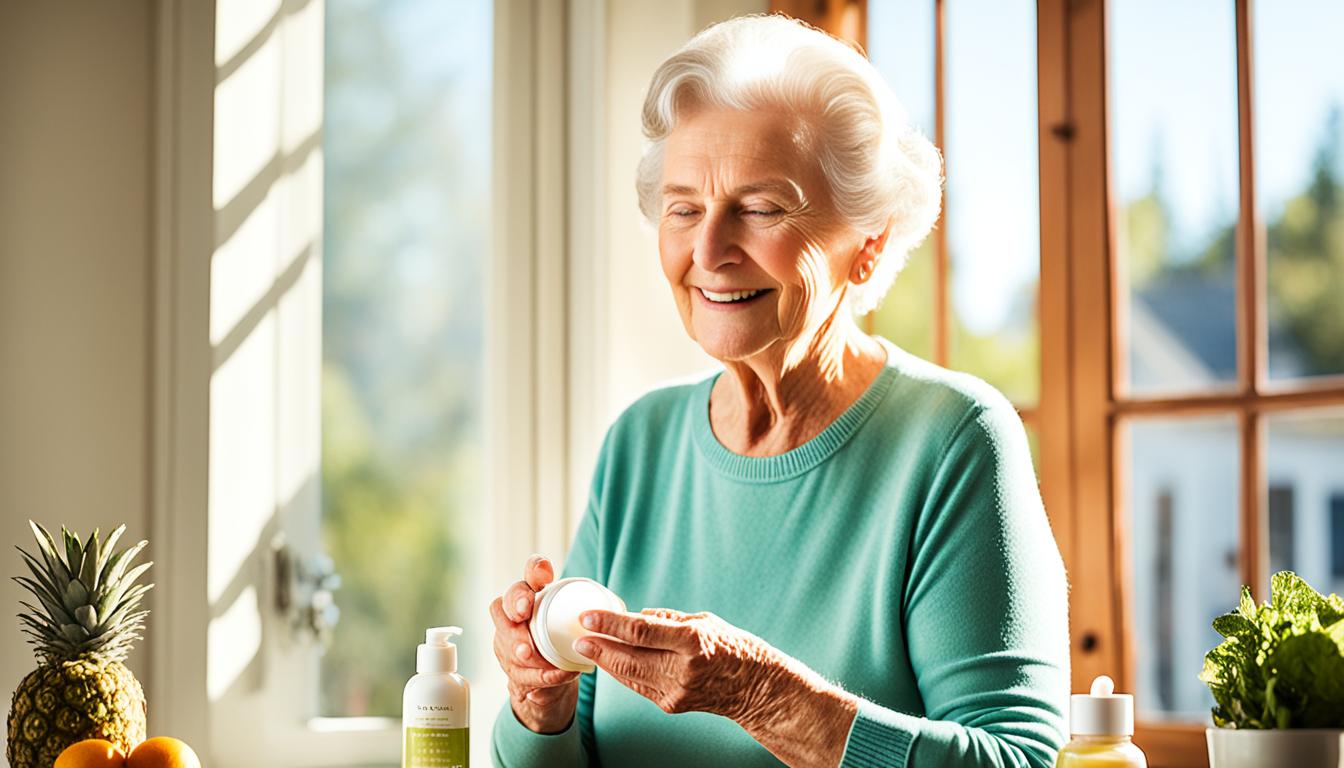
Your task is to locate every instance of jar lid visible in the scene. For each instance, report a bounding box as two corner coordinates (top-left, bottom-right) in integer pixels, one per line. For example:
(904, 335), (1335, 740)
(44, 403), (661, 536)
(529, 577), (627, 673)
(1071, 675), (1135, 736)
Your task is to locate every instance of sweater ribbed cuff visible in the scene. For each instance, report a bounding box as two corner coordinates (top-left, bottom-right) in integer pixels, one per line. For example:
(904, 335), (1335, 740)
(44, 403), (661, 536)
(839, 699), (917, 768)
(491, 700), (581, 768)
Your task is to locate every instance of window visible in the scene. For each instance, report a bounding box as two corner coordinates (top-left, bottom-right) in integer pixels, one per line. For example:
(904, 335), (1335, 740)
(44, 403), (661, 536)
(1153, 490), (1174, 712)
(163, 1), (570, 765)
(157, 1), (1341, 764)
(1322, 494), (1344, 586)
(1125, 417), (1239, 720)
(1331, 495), (1344, 580)
(795, 1), (1344, 764)
(1267, 412), (1344, 599)
(1103, 0), (1344, 762)
(865, 0), (935, 361)
(1267, 485), (1295, 575)
(867, 0), (1041, 413)
(320, 0), (493, 720)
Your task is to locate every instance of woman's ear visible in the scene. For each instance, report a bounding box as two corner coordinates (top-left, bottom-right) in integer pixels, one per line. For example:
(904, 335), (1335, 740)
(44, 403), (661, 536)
(850, 216), (896, 284)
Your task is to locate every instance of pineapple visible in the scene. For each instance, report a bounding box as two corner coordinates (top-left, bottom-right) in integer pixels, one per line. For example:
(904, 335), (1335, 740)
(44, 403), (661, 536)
(7, 521), (152, 768)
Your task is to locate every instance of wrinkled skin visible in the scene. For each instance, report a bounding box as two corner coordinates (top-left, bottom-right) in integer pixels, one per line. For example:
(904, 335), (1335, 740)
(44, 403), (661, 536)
(488, 556), (580, 734)
(487, 558), (788, 734)
(573, 607), (787, 728)
(656, 104), (891, 457)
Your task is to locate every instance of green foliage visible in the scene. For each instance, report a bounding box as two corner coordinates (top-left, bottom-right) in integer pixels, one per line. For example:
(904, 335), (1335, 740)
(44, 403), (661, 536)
(950, 282), (1039, 405)
(320, 0), (489, 718)
(1200, 571), (1344, 729)
(1266, 106), (1344, 377)
(1124, 192), (1175, 286)
(319, 364), (478, 717)
(870, 239), (1040, 405)
(872, 240), (936, 361)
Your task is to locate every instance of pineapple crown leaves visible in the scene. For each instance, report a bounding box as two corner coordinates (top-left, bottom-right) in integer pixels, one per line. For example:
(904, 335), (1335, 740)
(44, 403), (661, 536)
(13, 520), (154, 664)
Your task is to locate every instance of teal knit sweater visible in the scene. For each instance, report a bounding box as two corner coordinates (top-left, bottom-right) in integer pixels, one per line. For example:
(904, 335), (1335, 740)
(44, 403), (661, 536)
(492, 343), (1070, 767)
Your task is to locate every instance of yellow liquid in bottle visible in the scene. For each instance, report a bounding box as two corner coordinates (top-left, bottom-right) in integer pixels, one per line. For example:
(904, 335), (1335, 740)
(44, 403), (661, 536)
(1055, 735), (1148, 768)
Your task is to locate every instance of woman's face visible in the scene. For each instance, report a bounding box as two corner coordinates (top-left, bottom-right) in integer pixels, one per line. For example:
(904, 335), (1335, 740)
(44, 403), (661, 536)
(657, 105), (865, 364)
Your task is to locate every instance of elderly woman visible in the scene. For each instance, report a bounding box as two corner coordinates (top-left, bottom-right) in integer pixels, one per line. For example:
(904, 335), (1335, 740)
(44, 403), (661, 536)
(490, 14), (1068, 768)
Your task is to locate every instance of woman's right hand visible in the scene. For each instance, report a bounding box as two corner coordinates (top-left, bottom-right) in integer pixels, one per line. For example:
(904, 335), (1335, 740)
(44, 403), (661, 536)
(489, 554), (581, 733)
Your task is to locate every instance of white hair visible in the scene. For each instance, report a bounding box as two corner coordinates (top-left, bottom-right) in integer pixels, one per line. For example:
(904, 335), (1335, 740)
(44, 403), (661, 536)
(636, 14), (944, 316)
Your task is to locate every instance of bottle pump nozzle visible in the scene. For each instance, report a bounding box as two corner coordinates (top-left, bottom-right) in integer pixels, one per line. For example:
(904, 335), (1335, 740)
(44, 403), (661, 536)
(417, 626), (462, 674)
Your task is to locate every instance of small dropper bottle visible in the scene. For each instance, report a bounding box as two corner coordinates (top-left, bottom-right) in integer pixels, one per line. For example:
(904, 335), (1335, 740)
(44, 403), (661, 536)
(1055, 675), (1147, 767)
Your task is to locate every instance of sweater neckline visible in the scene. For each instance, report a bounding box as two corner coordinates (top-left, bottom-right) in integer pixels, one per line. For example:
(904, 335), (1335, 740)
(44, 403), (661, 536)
(690, 347), (898, 483)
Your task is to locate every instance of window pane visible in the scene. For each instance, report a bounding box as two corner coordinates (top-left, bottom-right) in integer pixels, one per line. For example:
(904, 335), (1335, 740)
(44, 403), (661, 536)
(1266, 410), (1344, 598)
(871, 240), (935, 361)
(944, 0), (1039, 405)
(868, 0), (935, 361)
(868, 0), (934, 136)
(1255, 3), (1344, 381)
(1125, 415), (1240, 720)
(1111, 0), (1240, 397)
(322, 0), (492, 717)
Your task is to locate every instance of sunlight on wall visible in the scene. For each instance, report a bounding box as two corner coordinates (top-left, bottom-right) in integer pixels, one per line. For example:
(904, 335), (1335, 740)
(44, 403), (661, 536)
(209, 313), (277, 605)
(214, 34), (281, 210)
(216, 0), (283, 67)
(211, 186), (279, 345)
(281, 0), (324, 152)
(208, 0), (325, 742)
(282, 129), (323, 256)
(208, 586), (262, 701)
(278, 256), (322, 507)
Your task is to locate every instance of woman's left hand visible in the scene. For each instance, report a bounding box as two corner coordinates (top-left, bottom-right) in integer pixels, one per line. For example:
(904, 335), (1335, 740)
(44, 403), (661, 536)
(573, 608), (784, 727)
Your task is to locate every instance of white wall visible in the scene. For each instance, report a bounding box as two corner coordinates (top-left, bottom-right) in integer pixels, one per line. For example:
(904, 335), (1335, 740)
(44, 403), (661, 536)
(0, 1), (155, 758)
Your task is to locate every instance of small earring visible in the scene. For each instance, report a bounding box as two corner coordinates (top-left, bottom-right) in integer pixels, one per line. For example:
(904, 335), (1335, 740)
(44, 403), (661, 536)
(855, 260), (874, 283)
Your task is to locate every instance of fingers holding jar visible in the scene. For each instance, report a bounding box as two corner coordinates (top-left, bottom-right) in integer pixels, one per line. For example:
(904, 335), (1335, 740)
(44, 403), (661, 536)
(488, 555), (580, 733)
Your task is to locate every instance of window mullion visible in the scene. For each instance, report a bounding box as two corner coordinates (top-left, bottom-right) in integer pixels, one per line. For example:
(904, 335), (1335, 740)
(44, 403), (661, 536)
(1235, 0), (1263, 399)
(1036, 0), (1076, 603)
(1237, 0), (1267, 604)
(1061, 0), (1123, 697)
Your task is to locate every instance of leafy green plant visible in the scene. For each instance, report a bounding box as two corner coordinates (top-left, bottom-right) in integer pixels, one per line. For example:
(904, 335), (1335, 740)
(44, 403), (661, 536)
(1201, 571), (1344, 729)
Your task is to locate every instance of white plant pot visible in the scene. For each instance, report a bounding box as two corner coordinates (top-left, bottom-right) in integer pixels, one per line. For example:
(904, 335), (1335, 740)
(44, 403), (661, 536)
(1207, 728), (1344, 768)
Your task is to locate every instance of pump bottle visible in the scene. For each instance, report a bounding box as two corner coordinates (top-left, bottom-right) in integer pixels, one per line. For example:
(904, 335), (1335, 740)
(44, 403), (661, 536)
(403, 626), (470, 768)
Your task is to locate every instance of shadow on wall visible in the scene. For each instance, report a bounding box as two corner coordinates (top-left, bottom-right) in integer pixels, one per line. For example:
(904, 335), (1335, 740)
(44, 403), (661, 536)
(205, 0), (327, 749)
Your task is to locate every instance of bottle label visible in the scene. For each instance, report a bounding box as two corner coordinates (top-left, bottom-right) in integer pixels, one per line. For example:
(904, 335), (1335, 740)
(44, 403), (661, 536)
(403, 726), (468, 768)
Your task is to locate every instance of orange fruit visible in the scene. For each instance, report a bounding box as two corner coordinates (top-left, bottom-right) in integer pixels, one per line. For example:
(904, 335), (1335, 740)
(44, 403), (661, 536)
(127, 737), (201, 768)
(55, 739), (127, 768)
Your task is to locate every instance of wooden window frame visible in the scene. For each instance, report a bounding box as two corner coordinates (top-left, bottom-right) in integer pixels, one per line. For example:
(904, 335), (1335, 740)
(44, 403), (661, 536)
(780, 1), (1344, 766)
(1107, 0), (1344, 763)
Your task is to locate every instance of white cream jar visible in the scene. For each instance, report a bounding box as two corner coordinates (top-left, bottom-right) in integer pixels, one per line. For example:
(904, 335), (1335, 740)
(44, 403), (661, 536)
(528, 577), (627, 673)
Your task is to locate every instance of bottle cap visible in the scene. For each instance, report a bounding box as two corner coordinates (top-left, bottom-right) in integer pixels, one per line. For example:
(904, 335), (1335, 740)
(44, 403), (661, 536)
(529, 578), (627, 673)
(417, 626), (462, 674)
(1070, 675), (1134, 736)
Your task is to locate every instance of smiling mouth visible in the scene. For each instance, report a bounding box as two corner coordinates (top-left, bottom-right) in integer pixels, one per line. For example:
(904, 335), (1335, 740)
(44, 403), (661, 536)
(699, 288), (772, 304)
